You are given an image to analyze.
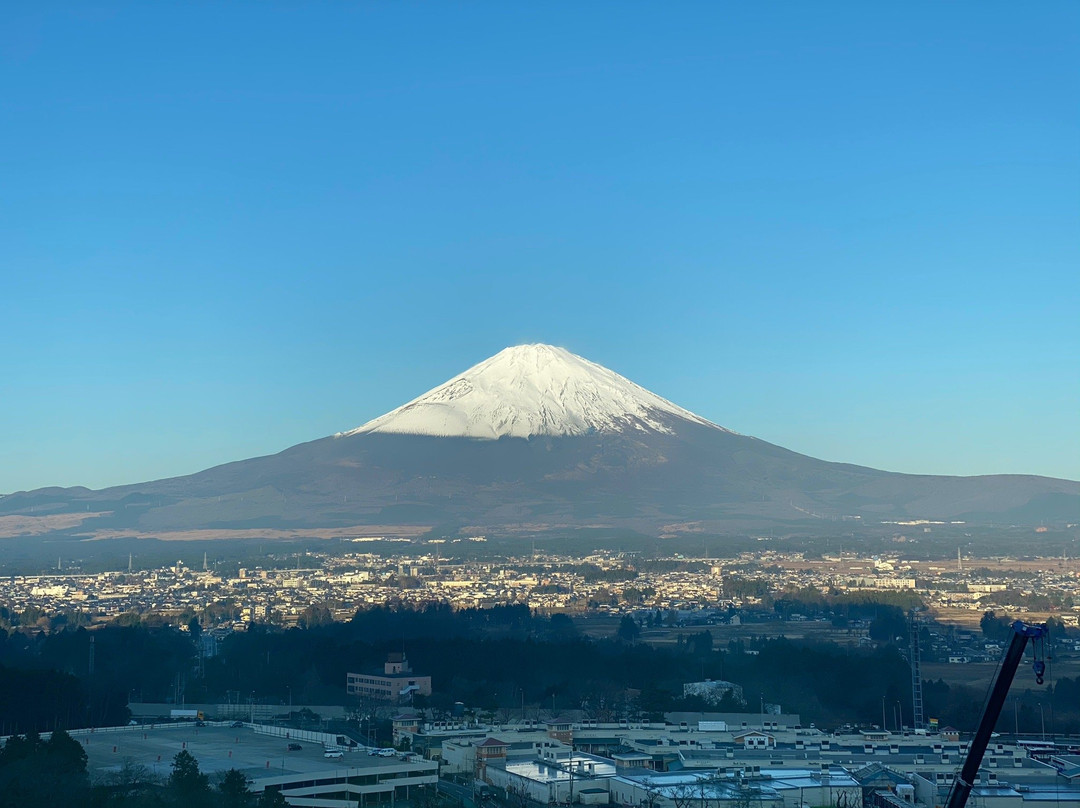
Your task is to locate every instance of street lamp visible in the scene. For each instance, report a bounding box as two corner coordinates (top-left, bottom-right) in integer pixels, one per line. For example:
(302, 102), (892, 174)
(568, 745), (576, 806)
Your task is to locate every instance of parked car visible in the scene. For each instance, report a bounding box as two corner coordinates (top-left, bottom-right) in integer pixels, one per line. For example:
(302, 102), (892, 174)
(230, 721), (244, 728)
(287, 743), (302, 751)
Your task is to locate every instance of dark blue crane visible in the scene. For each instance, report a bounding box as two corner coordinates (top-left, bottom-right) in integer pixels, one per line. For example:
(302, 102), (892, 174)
(944, 621), (1049, 808)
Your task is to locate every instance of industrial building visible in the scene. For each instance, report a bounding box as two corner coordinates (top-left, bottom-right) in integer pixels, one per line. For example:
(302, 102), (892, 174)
(399, 713), (1080, 808)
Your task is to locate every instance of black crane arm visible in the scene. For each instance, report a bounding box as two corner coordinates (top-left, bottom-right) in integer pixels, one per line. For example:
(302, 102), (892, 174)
(943, 621), (1048, 808)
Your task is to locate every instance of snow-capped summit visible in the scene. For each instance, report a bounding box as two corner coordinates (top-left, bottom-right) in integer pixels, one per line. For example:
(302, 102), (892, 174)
(340, 343), (727, 440)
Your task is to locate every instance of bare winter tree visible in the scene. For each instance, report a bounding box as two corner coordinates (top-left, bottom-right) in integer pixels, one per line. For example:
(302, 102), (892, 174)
(506, 778), (533, 808)
(639, 781), (664, 808)
(413, 782), (441, 808)
(728, 782), (764, 808)
(671, 783), (698, 808)
(695, 774), (726, 808)
(102, 757), (160, 800)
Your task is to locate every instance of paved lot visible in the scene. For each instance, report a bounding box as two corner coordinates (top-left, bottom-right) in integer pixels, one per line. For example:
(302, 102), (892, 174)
(82, 725), (385, 782)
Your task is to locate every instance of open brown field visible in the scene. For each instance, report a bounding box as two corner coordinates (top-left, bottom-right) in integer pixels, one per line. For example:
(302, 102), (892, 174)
(574, 616), (869, 648)
(81, 525), (431, 541)
(921, 658), (1080, 692)
(0, 512), (112, 538)
(930, 606), (1063, 630)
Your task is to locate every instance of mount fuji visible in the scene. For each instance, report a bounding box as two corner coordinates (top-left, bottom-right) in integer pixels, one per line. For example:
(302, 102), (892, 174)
(343, 344), (723, 440)
(2, 344), (1077, 540)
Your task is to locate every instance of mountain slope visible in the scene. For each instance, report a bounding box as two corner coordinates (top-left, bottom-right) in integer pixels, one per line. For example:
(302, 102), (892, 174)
(1, 344), (1077, 538)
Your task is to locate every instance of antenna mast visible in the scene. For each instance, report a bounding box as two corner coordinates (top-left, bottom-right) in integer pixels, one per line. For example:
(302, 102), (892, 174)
(910, 610), (924, 731)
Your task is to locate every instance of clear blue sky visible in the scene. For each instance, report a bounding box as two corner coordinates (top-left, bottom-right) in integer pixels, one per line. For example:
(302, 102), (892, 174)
(2, 2), (1078, 493)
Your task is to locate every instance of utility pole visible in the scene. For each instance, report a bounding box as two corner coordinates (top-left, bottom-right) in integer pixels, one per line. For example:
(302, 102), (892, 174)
(564, 746), (576, 806)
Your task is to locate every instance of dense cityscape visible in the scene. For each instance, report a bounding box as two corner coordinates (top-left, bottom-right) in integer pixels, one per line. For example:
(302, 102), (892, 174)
(5, 544), (1077, 636)
(3, 540), (1080, 807)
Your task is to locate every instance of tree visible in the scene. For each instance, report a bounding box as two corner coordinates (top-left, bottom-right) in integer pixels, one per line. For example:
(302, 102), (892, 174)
(689, 630), (713, 656)
(868, 607), (907, 643)
(671, 783), (697, 808)
(258, 787), (290, 808)
(0, 730), (89, 808)
(298, 604), (334, 629)
(506, 778), (532, 808)
(219, 768), (253, 808)
(169, 749), (211, 804)
(730, 783), (763, 808)
(414, 782), (441, 808)
(696, 774), (724, 808)
(639, 781), (663, 808)
(617, 614), (641, 643)
(44, 729), (89, 794)
(980, 610), (1012, 642)
(548, 613), (578, 640)
(108, 757), (159, 801)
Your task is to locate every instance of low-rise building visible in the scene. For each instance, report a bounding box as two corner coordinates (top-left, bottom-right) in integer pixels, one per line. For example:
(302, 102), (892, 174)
(347, 653), (432, 703)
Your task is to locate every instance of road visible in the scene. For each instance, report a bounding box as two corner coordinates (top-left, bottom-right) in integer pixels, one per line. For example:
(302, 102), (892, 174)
(438, 779), (477, 807)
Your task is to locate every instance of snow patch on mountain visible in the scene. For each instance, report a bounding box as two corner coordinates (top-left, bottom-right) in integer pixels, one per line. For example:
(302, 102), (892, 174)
(339, 344), (729, 440)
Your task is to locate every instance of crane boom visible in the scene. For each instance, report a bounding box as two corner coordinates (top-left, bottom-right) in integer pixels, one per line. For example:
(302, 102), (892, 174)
(943, 621), (1048, 808)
